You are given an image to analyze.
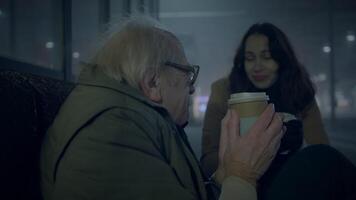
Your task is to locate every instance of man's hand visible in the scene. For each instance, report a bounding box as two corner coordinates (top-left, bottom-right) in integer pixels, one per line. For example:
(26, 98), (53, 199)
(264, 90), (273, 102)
(215, 104), (284, 187)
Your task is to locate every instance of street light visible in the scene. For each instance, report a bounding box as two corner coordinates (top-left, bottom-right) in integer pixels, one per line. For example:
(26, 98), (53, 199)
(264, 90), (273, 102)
(323, 45), (331, 53)
(72, 51), (80, 59)
(346, 32), (355, 42)
(45, 41), (55, 49)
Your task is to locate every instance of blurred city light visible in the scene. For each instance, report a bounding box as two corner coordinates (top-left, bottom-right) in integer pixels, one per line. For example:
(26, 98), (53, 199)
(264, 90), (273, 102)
(346, 32), (355, 42)
(193, 95), (209, 121)
(45, 41), (54, 49)
(323, 45), (331, 53)
(72, 51), (80, 59)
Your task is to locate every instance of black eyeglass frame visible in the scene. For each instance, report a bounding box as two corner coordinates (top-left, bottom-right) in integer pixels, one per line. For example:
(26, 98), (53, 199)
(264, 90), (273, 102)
(164, 61), (200, 85)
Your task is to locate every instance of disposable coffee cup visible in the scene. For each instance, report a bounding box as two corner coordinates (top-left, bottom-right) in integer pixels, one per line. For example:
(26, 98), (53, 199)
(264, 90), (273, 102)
(228, 92), (269, 136)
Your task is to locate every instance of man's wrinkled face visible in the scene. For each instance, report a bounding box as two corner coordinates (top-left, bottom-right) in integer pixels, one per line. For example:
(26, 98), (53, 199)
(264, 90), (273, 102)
(159, 57), (196, 127)
(140, 32), (197, 127)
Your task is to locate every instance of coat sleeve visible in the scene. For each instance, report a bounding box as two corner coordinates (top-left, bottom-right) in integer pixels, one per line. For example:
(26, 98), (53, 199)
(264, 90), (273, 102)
(201, 79), (229, 177)
(219, 176), (257, 200)
(301, 99), (329, 145)
(51, 109), (197, 200)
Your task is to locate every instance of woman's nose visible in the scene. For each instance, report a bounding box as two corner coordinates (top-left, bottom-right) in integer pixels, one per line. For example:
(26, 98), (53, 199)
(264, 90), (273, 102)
(253, 59), (264, 71)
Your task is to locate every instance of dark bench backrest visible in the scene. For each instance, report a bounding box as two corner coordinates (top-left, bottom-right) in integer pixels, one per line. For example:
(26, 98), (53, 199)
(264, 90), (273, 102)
(0, 70), (74, 200)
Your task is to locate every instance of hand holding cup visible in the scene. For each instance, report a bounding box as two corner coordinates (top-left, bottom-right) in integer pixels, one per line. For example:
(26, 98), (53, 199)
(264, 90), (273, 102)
(215, 104), (284, 187)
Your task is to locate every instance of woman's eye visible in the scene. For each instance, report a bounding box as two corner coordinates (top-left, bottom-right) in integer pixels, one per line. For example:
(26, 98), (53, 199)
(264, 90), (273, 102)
(262, 52), (272, 59)
(245, 55), (254, 61)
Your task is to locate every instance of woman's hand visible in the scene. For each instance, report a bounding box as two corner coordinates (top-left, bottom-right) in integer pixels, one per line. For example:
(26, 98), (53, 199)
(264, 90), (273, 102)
(215, 104), (285, 187)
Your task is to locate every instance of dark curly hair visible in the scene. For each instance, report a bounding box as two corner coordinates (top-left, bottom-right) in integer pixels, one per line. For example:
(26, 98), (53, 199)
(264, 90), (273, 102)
(229, 22), (315, 114)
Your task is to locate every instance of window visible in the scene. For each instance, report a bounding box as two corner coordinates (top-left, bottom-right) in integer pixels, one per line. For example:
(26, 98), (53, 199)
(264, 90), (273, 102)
(0, 0), (62, 70)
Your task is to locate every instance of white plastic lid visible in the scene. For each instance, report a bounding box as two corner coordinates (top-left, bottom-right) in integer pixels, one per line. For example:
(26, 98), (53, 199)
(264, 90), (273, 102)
(228, 92), (269, 105)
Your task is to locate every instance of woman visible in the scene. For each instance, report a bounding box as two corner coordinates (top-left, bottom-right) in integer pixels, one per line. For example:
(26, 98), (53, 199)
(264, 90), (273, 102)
(201, 22), (329, 198)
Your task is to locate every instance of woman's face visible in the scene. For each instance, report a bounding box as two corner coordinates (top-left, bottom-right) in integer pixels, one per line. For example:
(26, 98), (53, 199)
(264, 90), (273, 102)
(244, 34), (279, 89)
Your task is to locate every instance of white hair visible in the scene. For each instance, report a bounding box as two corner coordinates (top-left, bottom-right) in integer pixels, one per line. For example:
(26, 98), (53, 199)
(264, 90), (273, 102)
(87, 15), (184, 89)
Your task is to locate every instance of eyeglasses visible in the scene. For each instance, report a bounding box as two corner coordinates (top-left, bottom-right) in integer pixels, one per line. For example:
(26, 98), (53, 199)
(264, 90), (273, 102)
(165, 61), (200, 85)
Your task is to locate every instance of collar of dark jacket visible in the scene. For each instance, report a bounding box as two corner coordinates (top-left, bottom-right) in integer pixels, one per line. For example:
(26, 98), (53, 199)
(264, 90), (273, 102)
(77, 65), (169, 116)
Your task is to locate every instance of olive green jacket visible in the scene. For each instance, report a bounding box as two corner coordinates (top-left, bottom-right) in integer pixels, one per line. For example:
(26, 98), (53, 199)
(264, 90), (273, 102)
(40, 68), (257, 200)
(40, 67), (209, 200)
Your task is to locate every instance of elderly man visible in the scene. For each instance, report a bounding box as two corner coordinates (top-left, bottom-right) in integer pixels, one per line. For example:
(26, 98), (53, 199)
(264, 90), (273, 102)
(40, 18), (356, 200)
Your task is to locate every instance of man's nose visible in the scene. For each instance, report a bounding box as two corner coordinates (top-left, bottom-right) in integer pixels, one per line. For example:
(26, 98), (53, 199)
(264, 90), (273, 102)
(189, 85), (195, 95)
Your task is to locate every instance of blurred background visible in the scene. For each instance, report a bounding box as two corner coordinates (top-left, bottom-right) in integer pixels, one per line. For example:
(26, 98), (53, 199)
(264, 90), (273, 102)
(0, 0), (355, 163)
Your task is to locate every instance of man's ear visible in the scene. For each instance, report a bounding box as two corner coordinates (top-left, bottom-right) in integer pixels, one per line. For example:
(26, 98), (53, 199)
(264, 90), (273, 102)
(140, 74), (162, 103)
